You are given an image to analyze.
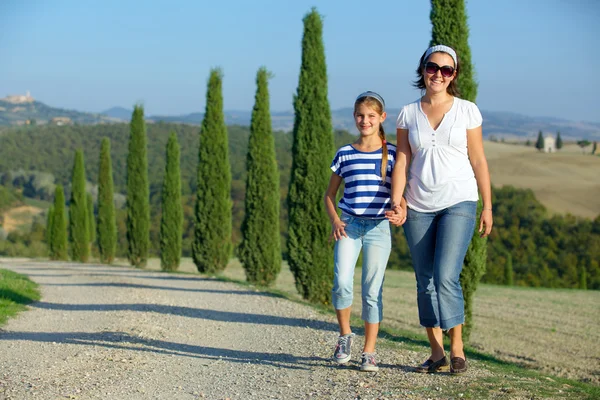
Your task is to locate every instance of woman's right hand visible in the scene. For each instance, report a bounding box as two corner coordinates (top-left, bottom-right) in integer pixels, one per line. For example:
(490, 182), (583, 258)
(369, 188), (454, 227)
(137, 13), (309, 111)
(330, 219), (348, 241)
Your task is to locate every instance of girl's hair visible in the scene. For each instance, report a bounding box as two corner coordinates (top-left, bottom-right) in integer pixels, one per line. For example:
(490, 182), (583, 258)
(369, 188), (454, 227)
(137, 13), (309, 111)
(354, 95), (387, 184)
(412, 49), (461, 97)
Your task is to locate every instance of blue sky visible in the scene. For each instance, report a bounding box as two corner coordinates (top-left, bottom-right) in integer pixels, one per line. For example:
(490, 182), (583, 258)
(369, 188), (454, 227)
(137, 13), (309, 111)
(2, 0), (599, 122)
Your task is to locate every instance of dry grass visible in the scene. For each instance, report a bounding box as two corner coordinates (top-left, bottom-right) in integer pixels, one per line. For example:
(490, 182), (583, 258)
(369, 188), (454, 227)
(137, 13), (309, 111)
(484, 142), (600, 219)
(1, 205), (44, 233)
(137, 257), (600, 385)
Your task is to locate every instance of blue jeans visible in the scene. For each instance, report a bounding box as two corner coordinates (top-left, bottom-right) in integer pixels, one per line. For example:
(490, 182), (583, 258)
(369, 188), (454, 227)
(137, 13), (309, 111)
(403, 201), (477, 330)
(332, 214), (392, 323)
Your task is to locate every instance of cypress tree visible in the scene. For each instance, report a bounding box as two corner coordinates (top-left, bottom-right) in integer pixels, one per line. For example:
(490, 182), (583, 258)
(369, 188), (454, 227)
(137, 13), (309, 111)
(504, 252), (514, 286)
(46, 205), (54, 254)
(50, 185), (68, 261)
(430, 0), (485, 341)
(535, 130), (544, 151)
(126, 105), (150, 267)
(430, 0), (477, 101)
(239, 67), (281, 286)
(192, 68), (232, 273)
(87, 193), (96, 245)
(69, 150), (90, 262)
(97, 138), (117, 264)
(556, 131), (563, 150)
(160, 132), (183, 271)
(287, 8), (335, 304)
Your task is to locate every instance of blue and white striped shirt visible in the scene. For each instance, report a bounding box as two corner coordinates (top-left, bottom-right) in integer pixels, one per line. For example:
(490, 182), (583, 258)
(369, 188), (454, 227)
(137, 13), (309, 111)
(330, 143), (397, 218)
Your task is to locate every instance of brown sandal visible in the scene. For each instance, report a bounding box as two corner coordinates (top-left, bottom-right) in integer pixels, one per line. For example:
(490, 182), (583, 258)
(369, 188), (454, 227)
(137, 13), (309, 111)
(450, 357), (468, 374)
(415, 355), (449, 373)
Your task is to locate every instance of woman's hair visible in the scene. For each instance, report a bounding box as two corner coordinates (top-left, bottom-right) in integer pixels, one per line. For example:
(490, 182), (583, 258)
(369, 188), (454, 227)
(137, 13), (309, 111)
(412, 49), (461, 97)
(354, 95), (387, 184)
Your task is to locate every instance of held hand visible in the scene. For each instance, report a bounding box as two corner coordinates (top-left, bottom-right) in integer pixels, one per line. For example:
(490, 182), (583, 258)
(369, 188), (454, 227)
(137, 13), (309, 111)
(330, 219), (348, 242)
(479, 209), (493, 238)
(386, 207), (407, 226)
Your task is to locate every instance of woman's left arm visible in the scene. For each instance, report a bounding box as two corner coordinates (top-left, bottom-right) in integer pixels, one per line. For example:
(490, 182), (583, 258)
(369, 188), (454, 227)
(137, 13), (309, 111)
(467, 125), (493, 237)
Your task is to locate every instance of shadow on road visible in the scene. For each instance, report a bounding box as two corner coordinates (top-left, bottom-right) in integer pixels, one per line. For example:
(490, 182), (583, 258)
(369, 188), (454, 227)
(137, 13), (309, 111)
(0, 330), (332, 370)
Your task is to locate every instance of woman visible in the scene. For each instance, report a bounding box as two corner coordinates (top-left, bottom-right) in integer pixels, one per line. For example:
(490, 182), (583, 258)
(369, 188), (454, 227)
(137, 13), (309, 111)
(390, 45), (493, 374)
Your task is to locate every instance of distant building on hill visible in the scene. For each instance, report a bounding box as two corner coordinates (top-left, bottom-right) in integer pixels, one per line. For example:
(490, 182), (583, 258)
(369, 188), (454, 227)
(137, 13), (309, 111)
(50, 117), (73, 126)
(2, 91), (34, 104)
(543, 136), (556, 153)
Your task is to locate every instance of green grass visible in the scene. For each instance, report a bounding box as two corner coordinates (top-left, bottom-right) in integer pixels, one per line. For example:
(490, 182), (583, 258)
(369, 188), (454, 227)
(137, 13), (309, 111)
(23, 197), (51, 209)
(0, 268), (41, 325)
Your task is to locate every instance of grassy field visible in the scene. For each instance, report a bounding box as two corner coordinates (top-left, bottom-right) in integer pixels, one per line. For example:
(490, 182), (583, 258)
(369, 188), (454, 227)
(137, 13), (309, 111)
(135, 257), (600, 386)
(0, 268), (41, 325)
(483, 142), (600, 219)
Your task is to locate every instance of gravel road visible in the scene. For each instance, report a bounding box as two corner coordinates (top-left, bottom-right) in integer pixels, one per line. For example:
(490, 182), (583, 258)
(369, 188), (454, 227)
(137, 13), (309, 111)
(0, 260), (492, 399)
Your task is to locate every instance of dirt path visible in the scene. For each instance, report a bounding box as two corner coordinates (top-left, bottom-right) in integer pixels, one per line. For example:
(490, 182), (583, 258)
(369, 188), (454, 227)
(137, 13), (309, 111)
(0, 259), (584, 400)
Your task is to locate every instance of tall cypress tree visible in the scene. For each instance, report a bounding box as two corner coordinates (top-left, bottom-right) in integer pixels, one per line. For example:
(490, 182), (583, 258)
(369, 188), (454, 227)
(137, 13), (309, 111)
(160, 132), (183, 271)
(69, 150), (90, 262)
(50, 185), (68, 261)
(97, 138), (117, 264)
(192, 68), (232, 273)
(535, 130), (545, 151)
(288, 8), (335, 304)
(46, 205), (54, 255)
(87, 193), (96, 246)
(430, 0), (477, 101)
(126, 105), (150, 267)
(556, 131), (563, 150)
(430, 0), (485, 341)
(239, 67), (281, 286)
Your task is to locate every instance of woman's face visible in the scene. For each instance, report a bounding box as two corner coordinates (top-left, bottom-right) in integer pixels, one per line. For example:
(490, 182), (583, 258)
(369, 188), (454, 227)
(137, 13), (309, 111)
(354, 102), (386, 138)
(422, 52), (456, 95)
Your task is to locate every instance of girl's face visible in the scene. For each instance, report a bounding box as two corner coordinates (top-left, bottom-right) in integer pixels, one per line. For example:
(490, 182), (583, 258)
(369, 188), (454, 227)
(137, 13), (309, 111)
(354, 103), (386, 138)
(423, 52), (456, 95)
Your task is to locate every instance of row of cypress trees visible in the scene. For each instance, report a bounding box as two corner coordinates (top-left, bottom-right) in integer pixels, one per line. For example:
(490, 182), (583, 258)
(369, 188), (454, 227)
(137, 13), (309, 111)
(44, 2), (485, 339)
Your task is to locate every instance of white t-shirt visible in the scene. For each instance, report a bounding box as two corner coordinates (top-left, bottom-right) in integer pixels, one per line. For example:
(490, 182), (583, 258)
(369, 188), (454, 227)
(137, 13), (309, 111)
(396, 97), (482, 212)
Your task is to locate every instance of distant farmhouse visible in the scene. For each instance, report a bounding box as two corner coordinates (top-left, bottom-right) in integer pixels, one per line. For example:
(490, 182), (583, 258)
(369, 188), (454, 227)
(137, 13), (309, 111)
(2, 91), (34, 104)
(543, 136), (556, 153)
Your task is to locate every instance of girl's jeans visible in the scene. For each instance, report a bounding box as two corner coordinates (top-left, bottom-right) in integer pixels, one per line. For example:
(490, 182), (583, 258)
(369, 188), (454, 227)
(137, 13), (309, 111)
(403, 201), (477, 330)
(332, 213), (392, 323)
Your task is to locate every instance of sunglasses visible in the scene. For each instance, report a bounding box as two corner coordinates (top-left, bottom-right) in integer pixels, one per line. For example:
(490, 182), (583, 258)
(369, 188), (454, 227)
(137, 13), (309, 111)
(424, 62), (455, 78)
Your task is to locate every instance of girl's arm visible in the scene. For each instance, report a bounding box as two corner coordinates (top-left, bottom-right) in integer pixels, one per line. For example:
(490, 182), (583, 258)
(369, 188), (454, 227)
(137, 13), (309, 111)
(467, 125), (493, 237)
(324, 172), (347, 241)
(391, 128), (411, 210)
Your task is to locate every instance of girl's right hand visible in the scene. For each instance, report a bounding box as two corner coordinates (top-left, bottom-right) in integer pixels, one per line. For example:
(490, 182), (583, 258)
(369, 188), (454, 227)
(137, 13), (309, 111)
(330, 219), (348, 241)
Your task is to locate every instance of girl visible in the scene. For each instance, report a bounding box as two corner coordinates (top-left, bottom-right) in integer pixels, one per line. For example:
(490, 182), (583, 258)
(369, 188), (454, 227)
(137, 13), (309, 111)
(391, 45), (493, 374)
(324, 91), (401, 372)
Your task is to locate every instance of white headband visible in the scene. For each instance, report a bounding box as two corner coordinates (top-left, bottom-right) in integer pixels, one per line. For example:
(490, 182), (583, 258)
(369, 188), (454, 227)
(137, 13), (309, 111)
(424, 45), (457, 67)
(356, 91), (385, 112)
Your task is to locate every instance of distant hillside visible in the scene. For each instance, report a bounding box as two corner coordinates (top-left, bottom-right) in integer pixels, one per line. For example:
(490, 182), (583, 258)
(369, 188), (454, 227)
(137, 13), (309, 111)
(0, 100), (119, 126)
(2, 99), (598, 141)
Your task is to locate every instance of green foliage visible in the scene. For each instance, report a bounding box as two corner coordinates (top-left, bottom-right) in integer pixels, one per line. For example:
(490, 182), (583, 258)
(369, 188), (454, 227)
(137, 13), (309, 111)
(126, 105), (150, 267)
(460, 200), (487, 342)
(69, 150), (90, 262)
(535, 131), (544, 151)
(45, 206), (54, 250)
(97, 138), (117, 264)
(87, 193), (96, 245)
(0, 186), (22, 214)
(160, 132), (183, 271)
(288, 8), (335, 304)
(484, 185), (600, 290)
(50, 185), (68, 260)
(430, 0), (477, 102)
(592, 141), (597, 155)
(556, 131), (563, 150)
(0, 269), (41, 326)
(577, 139), (591, 149)
(239, 68), (281, 286)
(504, 252), (514, 286)
(193, 68), (232, 273)
(579, 266), (588, 290)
